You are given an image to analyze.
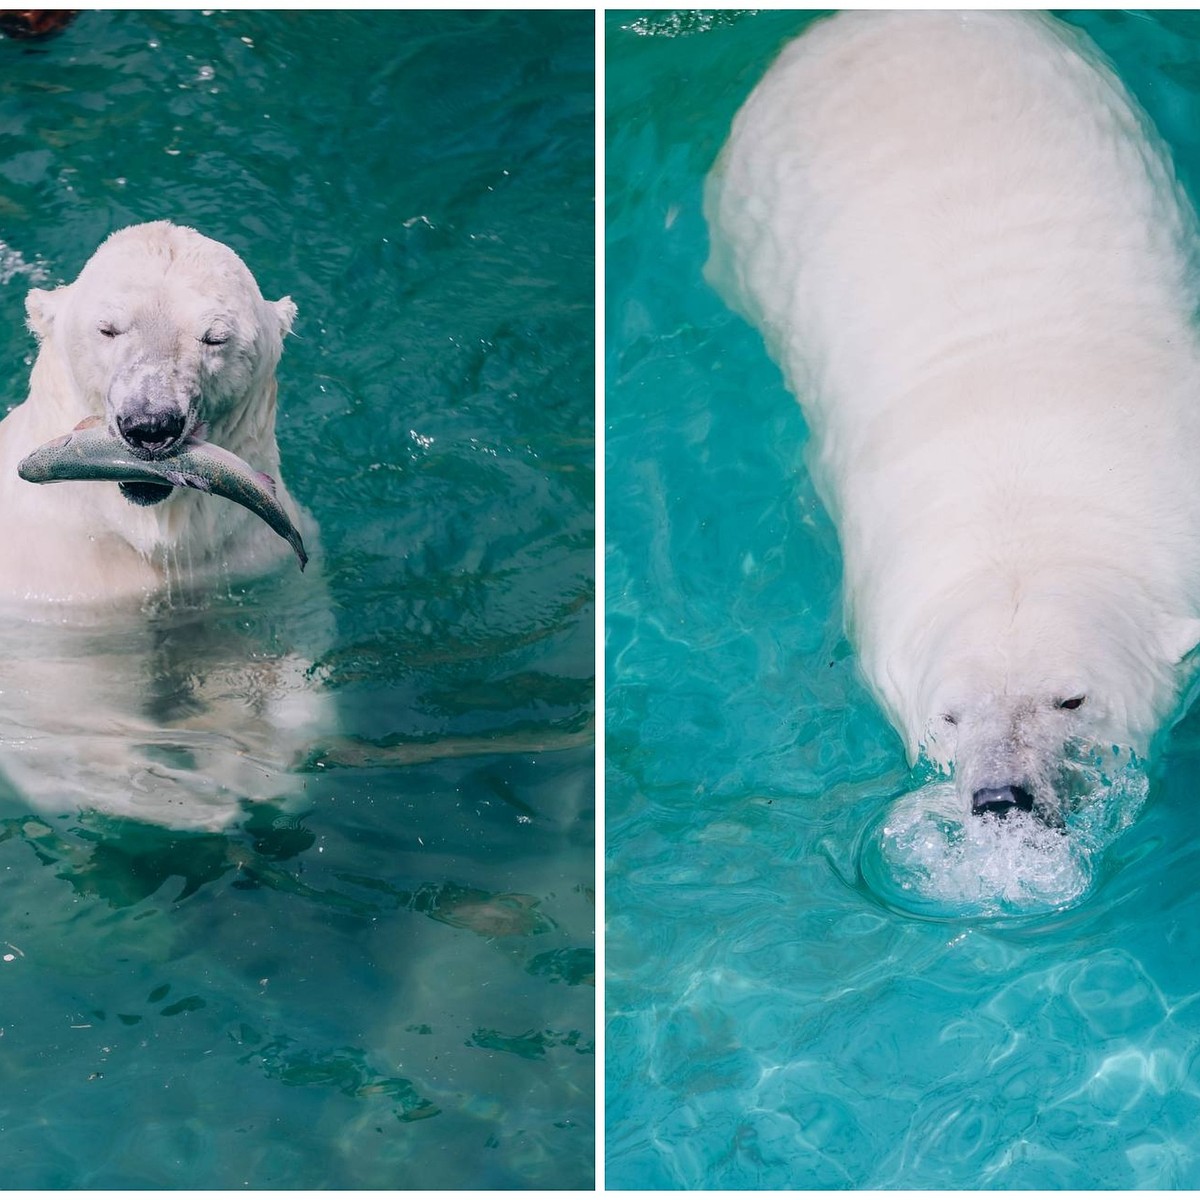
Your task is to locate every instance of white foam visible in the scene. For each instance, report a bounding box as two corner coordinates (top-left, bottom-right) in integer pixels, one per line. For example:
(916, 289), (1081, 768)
(861, 756), (1148, 917)
(0, 239), (49, 287)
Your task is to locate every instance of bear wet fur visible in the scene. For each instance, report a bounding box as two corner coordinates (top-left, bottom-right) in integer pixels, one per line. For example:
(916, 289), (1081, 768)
(705, 11), (1200, 819)
(0, 220), (304, 601)
(0, 221), (328, 830)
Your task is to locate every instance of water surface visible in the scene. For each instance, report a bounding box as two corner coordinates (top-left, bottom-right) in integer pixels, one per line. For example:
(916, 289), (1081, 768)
(0, 10), (594, 1189)
(607, 8), (1200, 1189)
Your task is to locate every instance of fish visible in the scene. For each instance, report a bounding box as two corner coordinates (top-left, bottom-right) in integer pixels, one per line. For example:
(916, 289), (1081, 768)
(17, 416), (308, 570)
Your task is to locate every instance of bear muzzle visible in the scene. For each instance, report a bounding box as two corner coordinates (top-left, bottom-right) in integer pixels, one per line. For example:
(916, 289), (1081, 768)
(971, 784), (1035, 818)
(115, 407), (187, 457)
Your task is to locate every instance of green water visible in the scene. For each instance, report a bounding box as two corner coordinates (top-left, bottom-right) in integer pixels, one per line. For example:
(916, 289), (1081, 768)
(0, 9), (593, 1189)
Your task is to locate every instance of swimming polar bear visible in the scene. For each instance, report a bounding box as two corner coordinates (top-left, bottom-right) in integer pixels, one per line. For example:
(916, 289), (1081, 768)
(0, 222), (327, 830)
(705, 11), (1200, 821)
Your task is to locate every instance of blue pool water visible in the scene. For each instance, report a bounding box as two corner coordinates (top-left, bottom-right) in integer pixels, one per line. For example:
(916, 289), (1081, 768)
(0, 10), (593, 1189)
(606, 9), (1200, 1189)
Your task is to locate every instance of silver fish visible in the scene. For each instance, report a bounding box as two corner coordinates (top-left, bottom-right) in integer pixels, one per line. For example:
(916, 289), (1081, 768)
(17, 416), (308, 570)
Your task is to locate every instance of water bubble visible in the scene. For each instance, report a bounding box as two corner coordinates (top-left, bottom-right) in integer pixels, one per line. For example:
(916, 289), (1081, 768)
(859, 749), (1148, 918)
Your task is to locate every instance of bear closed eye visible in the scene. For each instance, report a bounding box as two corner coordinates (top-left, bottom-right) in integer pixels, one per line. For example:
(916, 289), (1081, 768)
(8, 220), (306, 599)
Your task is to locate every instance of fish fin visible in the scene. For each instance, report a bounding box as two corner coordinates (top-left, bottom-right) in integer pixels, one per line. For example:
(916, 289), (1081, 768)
(73, 415), (104, 431)
(165, 471), (212, 494)
(257, 471), (279, 496)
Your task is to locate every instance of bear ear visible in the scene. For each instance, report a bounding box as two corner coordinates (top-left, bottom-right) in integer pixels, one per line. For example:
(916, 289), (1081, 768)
(25, 286), (64, 340)
(1161, 616), (1200, 665)
(273, 296), (297, 337)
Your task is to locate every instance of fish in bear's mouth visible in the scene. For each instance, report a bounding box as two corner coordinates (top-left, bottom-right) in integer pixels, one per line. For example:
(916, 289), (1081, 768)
(17, 415), (309, 569)
(112, 407), (197, 505)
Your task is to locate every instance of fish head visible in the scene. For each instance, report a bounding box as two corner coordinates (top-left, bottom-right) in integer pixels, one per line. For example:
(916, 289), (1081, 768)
(25, 221), (296, 462)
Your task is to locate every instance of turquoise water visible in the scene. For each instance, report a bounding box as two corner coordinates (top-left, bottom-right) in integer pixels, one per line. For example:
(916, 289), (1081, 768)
(606, 8), (1200, 1189)
(0, 10), (593, 1189)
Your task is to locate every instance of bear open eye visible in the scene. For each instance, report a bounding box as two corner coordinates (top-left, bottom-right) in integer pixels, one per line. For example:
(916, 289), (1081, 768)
(941, 713), (958, 726)
(98, 323), (122, 338)
(1058, 696), (1085, 710)
(200, 330), (229, 346)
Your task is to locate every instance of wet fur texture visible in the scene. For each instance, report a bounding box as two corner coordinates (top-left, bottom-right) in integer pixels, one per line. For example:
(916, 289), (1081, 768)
(0, 220), (303, 601)
(705, 11), (1200, 816)
(0, 222), (327, 830)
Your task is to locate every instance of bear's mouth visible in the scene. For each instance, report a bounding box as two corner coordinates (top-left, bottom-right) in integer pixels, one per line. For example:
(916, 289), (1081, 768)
(119, 481), (174, 507)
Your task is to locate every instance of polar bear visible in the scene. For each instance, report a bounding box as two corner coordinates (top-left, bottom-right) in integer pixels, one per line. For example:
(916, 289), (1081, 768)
(0, 220), (304, 601)
(0, 221), (327, 830)
(705, 11), (1200, 821)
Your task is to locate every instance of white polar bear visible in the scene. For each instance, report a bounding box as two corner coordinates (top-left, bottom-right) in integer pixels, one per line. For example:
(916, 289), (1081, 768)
(0, 219), (304, 601)
(0, 221), (328, 830)
(705, 11), (1200, 820)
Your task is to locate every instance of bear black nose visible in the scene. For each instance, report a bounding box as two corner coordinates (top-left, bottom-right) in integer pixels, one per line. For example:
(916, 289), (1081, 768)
(972, 785), (1035, 818)
(116, 410), (186, 456)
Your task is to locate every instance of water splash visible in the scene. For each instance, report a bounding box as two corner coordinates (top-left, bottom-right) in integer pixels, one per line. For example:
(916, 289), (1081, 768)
(0, 238), (49, 286)
(859, 748), (1149, 918)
